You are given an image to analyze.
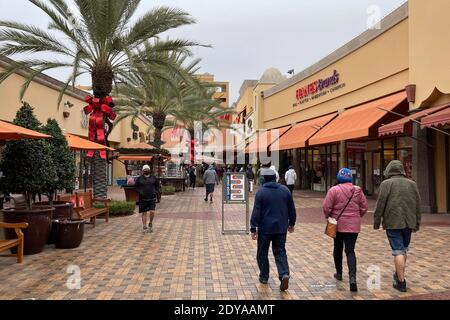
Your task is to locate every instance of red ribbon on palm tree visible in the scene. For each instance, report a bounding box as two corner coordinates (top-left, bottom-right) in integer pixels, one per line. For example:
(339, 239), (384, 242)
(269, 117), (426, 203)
(84, 95), (117, 159)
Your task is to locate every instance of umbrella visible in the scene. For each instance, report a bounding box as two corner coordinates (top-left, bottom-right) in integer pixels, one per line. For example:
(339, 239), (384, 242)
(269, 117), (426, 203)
(0, 119), (51, 140)
(65, 133), (115, 151)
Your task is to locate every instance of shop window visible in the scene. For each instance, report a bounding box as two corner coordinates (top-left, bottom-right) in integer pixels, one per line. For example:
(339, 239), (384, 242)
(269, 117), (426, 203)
(397, 137), (413, 149)
(397, 149), (412, 178)
(367, 140), (381, 151)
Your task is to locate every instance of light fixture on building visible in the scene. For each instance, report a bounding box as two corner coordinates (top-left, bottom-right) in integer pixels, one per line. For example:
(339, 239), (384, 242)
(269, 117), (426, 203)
(287, 69), (295, 75)
(405, 84), (416, 103)
(63, 101), (74, 118)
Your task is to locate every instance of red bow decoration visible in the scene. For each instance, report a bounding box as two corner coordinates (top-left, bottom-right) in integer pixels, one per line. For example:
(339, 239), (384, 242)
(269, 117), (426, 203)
(84, 95), (117, 159)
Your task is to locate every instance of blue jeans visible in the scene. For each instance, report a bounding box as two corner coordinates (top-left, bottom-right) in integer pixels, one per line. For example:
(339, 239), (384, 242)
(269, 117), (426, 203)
(386, 229), (412, 256)
(257, 233), (289, 281)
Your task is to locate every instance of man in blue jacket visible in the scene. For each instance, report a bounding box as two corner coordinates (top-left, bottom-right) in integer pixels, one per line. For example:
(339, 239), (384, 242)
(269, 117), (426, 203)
(251, 168), (297, 291)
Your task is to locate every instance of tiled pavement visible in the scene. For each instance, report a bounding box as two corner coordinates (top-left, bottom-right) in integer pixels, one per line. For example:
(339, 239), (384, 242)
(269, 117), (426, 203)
(0, 186), (449, 300)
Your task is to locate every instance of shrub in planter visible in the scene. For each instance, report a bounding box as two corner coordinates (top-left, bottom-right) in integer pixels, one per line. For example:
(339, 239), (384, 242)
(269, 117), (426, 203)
(196, 178), (205, 188)
(94, 201), (136, 217)
(0, 103), (57, 254)
(161, 185), (175, 195)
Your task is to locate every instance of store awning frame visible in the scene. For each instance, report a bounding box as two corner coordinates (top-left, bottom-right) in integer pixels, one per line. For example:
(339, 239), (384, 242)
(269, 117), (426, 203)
(117, 155), (153, 162)
(271, 113), (338, 151)
(65, 133), (115, 151)
(420, 106), (450, 129)
(245, 125), (291, 154)
(378, 104), (450, 136)
(309, 92), (407, 146)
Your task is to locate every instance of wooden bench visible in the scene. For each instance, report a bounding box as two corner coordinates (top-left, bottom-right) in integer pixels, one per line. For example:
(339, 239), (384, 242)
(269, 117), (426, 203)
(58, 191), (110, 228)
(0, 222), (29, 263)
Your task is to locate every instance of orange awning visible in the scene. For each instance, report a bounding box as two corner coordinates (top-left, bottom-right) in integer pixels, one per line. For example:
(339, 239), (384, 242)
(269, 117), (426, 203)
(379, 104), (449, 136)
(309, 92), (407, 146)
(0, 119), (51, 140)
(245, 126), (291, 153)
(65, 133), (115, 151)
(420, 106), (450, 128)
(271, 113), (337, 151)
(125, 142), (153, 149)
(117, 155), (153, 162)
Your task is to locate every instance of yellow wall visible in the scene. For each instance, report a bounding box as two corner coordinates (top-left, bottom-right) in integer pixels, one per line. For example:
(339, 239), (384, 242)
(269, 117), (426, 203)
(0, 67), (152, 181)
(235, 86), (254, 116)
(408, 0), (450, 110)
(263, 19), (409, 129)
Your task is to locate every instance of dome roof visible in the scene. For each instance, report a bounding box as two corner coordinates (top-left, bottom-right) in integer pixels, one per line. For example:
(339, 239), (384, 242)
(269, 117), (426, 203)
(259, 68), (286, 84)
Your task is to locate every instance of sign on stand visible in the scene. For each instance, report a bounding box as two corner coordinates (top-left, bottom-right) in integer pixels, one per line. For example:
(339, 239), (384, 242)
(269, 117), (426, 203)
(222, 172), (249, 235)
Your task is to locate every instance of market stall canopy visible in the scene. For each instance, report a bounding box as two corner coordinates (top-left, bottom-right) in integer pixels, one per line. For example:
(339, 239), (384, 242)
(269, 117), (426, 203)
(309, 91), (407, 146)
(0, 119), (51, 140)
(420, 105), (450, 128)
(65, 133), (115, 151)
(245, 125), (291, 154)
(271, 113), (337, 151)
(117, 155), (153, 162)
(379, 104), (450, 136)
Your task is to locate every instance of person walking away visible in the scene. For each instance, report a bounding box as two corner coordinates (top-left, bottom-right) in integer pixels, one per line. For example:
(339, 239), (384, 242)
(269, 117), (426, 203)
(135, 165), (160, 234)
(257, 164), (270, 187)
(374, 160), (421, 293)
(323, 168), (368, 292)
(203, 165), (219, 203)
(246, 165), (255, 193)
(250, 168), (296, 291)
(189, 166), (197, 189)
(270, 165), (280, 182)
(284, 165), (297, 195)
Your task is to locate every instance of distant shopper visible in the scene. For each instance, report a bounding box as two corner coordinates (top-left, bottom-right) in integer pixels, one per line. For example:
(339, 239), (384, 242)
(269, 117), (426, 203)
(251, 168), (296, 291)
(188, 166), (197, 189)
(284, 165), (297, 195)
(126, 174), (135, 185)
(270, 165), (280, 182)
(135, 165), (160, 234)
(323, 168), (368, 292)
(374, 160), (421, 293)
(246, 165), (255, 193)
(203, 165), (219, 203)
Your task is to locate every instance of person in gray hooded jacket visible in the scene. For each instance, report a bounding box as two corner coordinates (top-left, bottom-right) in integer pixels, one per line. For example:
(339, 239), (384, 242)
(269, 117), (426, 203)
(203, 165), (219, 203)
(374, 160), (421, 293)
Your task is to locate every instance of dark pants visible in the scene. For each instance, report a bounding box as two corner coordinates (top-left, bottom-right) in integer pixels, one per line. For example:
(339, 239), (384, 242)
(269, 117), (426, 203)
(257, 233), (289, 281)
(333, 232), (358, 277)
(287, 184), (294, 195)
(189, 177), (196, 189)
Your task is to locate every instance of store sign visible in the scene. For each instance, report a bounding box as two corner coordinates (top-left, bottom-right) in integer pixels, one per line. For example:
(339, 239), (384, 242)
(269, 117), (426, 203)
(347, 142), (367, 151)
(224, 173), (246, 203)
(293, 70), (346, 107)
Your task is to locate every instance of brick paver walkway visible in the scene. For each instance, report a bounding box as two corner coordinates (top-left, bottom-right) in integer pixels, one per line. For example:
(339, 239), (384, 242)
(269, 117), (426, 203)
(0, 186), (449, 300)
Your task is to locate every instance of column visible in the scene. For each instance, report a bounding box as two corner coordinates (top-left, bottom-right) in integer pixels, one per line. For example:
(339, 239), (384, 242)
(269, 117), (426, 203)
(412, 123), (436, 213)
(292, 148), (301, 190)
(339, 141), (346, 168)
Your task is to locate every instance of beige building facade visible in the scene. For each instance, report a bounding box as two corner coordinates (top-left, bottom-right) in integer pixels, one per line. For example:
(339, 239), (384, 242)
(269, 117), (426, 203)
(236, 0), (450, 213)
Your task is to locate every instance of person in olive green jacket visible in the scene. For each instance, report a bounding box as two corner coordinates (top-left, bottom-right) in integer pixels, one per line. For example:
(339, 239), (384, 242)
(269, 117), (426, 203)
(374, 160), (421, 293)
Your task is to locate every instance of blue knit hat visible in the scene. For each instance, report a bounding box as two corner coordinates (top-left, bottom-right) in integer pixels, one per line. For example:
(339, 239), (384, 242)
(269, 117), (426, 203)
(337, 168), (353, 183)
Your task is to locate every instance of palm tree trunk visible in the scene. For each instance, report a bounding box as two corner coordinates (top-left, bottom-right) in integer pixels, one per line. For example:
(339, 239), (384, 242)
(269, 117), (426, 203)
(91, 64), (113, 199)
(151, 112), (166, 149)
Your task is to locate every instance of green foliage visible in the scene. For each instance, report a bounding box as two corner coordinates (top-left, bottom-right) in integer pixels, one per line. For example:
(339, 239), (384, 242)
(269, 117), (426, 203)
(42, 118), (76, 194)
(161, 185), (175, 195)
(94, 200), (136, 216)
(0, 102), (57, 208)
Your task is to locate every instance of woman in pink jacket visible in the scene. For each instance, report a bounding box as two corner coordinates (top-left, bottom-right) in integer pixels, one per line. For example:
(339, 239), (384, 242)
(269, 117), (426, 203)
(323, 168), (368, 292)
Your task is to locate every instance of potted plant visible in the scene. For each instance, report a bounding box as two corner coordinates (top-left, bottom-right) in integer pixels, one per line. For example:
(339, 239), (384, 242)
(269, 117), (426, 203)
(0, 103), (56, 255)
(54, 219), (85, 249)
(35, 119), (76, 220)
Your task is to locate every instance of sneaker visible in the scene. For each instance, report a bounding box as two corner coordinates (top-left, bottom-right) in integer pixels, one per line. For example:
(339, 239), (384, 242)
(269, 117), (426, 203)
(334, 273), (343, 281)
(148, 224), (153, 233)
(259, 278), (268, 285)
(142, 226), (148, 234)
(349, 275), (358, 292)
(280, 275), (289, 291)
(204, 197), (208, 202)
(210, 198), (213, 203)
(393, 274), (407, 293)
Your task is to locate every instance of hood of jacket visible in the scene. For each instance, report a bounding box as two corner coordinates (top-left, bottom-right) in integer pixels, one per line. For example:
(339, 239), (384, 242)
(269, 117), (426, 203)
(384, 160), (406, 178)
(263, 181), (280, 189)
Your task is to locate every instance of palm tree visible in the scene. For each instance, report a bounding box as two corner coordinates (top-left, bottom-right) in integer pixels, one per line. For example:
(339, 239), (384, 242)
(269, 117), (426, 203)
(164, 86), (234, 165)
(0, 0), (199, 198)
(114, 49), (204, 150)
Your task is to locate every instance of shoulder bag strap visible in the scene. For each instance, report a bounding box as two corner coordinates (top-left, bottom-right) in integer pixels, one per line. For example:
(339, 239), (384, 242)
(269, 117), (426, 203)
(336, 186), (355, 221)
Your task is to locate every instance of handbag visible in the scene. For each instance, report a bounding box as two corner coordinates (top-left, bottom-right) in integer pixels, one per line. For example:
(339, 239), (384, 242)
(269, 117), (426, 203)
(325, 186), (355, 238)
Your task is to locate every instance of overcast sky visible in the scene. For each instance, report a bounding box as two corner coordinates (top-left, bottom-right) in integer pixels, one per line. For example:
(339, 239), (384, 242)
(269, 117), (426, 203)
(0, 0), (406, 103)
